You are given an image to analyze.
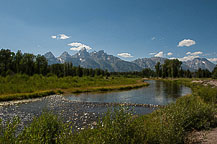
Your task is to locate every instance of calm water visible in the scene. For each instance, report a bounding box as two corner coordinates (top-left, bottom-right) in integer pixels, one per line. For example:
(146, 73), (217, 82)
(0, 80), (192, 128)
(66, 80), (192, 105)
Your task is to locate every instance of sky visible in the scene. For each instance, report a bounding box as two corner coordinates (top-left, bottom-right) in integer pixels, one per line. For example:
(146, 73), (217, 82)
(0, 0), (217, 63)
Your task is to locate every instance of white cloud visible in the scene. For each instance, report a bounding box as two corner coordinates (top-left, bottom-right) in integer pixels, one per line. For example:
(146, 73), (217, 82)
(68, 42), (92, 51)
(186, 51), (203, 56)
(51, 34), (70, 40)
(59, 34), (70, 40)
(151, 37), (156, 40)
(178, 39), (196, 47)
(51, 35), (57, 39)
(192, 51), (203, 55)
(178, 51), (203, 61)
(186, 52), (191, 55)
(154, 51), (163, 57)
(149, 52), (156, 55)
(117, 53), (133, 58)
(178, 55), (199, 61)
(167, 52), (173, 56)
(207, 58), (217, 63)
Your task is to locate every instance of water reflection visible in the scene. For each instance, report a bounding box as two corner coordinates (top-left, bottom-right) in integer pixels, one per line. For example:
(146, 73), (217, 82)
(162, 81), (182, 99)
(65, 80), (192, 106)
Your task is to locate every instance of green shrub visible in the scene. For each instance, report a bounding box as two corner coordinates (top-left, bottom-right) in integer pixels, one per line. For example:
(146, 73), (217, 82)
(0, 98), (216, 144)
(0, 117), (20, 144)
(68, 107), (146, 144)
(144, 95), (216, 143)
(195, 86), (217, 104)
(18, 112), (71, 144)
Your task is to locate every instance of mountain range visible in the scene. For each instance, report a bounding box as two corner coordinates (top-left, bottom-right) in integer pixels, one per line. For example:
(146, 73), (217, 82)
(44, 49), (216, 72)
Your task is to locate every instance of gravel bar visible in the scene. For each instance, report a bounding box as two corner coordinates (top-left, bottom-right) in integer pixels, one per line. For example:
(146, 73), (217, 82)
(0, 95), (158, 131)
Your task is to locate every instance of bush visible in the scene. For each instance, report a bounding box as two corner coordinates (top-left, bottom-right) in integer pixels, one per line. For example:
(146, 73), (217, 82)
(68, 107), (146, 144)
(18, 112), (71, 144)
(0, 117), (20, 144)
(144, 95), (217, 143)
(0, 98), (216, 144)
(195, 86), (217, 104)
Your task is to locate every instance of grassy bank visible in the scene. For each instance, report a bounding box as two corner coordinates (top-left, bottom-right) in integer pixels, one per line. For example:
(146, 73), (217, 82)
(0, 74), (148, 102)
(160, 78), (217, 105)
(69, 82), (148, 93)
(0, 90), (61, 102)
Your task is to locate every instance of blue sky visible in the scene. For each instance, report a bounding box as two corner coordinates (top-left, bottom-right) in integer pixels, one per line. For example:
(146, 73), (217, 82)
(0, 0), (217, 63)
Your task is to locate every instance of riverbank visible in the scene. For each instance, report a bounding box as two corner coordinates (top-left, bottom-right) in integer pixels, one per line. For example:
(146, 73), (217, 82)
(65, 82), (148, 94)
(154, 78), (217, 143)
(1, 78), (216, 143)
(1, 92), (216, 143)
(0, 94), (158, 136)
(173, 78), (217, 143)
(0, 75), (148, 102)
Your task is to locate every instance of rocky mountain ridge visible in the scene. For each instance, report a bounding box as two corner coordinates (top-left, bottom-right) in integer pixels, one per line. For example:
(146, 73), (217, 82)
(44, 49), (216, 72)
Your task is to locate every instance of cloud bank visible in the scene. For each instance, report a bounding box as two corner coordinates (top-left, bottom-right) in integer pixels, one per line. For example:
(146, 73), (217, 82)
(117, 53), (133, 58)
(178, 39), (196, 47)
(68, 42), (92, 51)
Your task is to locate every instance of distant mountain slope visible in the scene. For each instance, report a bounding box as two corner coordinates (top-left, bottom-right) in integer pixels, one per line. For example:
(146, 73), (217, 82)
(132, 57), (215, 72)
(44, 50), (216, 72)
(45, 49), (142, 72)
(182, 58), (216, 72)
(132, 57), (167, 70)
(44, 52), (60, 65)
(89, 50), (142, 72)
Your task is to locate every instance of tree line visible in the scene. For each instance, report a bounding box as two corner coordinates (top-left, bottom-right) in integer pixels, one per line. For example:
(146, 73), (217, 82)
(0, 48), (217, 79)
(154, 59), (217, 78)
(112, 59), (217, 79)
(0, 49), (109, 77)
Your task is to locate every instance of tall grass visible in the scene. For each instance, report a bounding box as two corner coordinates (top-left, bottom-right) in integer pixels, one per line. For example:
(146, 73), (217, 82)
(0, 90), (59, 101)
(0, 74), (147, 101)
(144, 95), (216, 143)
(0, 74), (141, 95)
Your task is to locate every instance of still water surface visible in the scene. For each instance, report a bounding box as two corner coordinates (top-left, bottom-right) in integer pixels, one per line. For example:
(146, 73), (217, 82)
(0, 80), (192, 128)
(66, 80), (192, 106)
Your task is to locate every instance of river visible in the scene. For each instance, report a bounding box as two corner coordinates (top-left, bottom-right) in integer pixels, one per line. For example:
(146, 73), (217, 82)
(0, 80), (192, 130)
(65, 80), (191, 105)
